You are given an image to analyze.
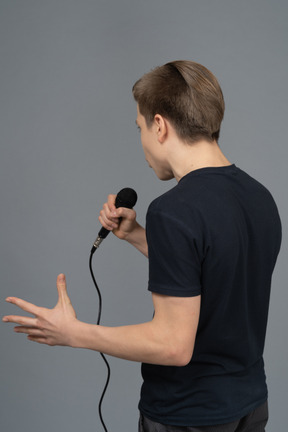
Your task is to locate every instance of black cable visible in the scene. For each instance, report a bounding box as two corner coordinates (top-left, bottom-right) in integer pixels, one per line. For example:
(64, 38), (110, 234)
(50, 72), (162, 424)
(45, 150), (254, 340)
(89, 250), (111, 432)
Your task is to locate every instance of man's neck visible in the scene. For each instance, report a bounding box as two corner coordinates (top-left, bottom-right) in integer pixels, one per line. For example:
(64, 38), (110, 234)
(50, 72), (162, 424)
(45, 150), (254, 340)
(168, 138), (232, 182)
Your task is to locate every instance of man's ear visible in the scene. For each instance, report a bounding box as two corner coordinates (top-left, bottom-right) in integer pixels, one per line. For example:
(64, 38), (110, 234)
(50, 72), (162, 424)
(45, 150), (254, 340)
(154, 114), (168, 143)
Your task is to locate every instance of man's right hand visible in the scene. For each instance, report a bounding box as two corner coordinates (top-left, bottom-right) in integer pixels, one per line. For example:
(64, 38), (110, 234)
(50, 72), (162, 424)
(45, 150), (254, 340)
(99, 194), (148, 257)
(99, 194), (137, 240)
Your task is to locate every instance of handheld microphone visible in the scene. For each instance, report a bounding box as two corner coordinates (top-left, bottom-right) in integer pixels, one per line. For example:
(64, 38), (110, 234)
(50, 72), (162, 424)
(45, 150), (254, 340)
(91, 187), (137, 253)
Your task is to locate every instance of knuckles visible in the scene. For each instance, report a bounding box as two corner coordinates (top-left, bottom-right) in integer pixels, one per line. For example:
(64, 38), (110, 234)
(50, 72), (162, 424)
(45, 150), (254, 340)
(35, 318), (44, 330)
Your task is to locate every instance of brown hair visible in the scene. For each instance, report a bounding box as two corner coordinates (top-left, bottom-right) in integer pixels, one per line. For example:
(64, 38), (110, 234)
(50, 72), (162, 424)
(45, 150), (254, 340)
(132, 60), (225, 143)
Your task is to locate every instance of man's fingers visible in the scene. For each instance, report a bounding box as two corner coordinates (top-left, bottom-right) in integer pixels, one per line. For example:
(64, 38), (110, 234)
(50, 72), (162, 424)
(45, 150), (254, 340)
(56, 273), (71, 304)
(57, 273), (66, 285)
(115, 206), (135, 220)
(107, 193), (117, 210)
(27, 336), (48, 345)
(4, 297), (40, 315)
(14, 326), (43, 336)
(99, 203), (119, 230)
(2, 315), (37, 326)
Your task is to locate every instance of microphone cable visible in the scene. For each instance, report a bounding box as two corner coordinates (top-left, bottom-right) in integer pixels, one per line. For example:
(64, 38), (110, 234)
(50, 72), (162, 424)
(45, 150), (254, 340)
(89, 249), (111, 432)
(88, 187), (137, 432)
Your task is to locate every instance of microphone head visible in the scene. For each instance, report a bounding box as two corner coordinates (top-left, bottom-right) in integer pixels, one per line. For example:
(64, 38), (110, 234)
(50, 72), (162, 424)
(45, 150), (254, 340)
(115, 187), (138, 209)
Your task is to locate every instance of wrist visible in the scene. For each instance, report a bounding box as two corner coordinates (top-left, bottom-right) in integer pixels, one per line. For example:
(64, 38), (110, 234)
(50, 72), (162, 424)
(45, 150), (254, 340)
(124, 221), (141, 242)
(66, 318), (86, 348)
(68, 320), (99, 350)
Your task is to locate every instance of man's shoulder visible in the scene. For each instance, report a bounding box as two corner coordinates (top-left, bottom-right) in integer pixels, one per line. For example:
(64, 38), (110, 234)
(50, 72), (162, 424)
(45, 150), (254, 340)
(147, 182), (206, 233)
(149, 175), (205, 212)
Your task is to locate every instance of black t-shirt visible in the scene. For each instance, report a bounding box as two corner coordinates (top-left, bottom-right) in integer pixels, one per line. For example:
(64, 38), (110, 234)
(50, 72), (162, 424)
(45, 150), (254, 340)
(139, 164), (282, 426)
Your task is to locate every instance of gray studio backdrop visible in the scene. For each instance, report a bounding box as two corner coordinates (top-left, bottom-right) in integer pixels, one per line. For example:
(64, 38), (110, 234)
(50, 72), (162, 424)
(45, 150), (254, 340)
(1, 1), (287, 431)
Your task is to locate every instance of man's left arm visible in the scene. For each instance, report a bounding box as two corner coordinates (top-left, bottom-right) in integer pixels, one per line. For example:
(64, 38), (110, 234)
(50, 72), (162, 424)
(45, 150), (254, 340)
(3, 274), (200, 367)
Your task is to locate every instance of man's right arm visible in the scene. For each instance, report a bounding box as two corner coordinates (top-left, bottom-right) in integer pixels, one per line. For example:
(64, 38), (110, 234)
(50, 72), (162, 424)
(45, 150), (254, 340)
(99, 194), (148, 257)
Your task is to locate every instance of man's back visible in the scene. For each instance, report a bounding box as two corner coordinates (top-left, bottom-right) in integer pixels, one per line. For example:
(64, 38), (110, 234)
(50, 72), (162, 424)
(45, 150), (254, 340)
(140, 164), (282, 426)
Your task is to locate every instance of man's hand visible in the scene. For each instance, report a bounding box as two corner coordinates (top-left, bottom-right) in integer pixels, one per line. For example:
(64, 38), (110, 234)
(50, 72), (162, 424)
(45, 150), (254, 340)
(2, 274), (78, 347)
(99, 194), (148, 257)
(99, 193), (138, 240)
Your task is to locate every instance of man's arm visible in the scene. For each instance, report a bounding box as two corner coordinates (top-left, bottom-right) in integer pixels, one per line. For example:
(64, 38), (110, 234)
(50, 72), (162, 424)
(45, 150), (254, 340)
(3, 274), (200, 367)
(71, 292), (200, 366)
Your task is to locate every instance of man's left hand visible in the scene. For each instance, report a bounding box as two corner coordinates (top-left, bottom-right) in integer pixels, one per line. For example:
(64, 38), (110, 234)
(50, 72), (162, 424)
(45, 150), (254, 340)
(2, 274), (78, 347)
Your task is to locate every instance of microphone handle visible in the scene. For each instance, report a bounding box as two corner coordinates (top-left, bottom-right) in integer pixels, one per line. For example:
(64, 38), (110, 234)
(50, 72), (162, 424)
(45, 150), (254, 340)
(91, 195), (135, 253)
(98, 225), (112, 240)
(97, 199), (128, 240)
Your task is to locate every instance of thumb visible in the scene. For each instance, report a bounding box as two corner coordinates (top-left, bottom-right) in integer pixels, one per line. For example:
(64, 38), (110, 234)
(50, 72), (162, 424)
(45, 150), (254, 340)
(56, 273), (70, 305)
(115, 206), (136, 220)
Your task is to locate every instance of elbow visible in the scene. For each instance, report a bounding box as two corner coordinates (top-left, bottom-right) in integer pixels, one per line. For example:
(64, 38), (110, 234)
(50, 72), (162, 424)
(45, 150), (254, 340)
(166, 345), (194, 367)
(174, 351), (193, 367)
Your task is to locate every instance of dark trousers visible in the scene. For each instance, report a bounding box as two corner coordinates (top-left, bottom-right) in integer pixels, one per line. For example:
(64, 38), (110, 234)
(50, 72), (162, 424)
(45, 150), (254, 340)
(138, 401), (268, 432)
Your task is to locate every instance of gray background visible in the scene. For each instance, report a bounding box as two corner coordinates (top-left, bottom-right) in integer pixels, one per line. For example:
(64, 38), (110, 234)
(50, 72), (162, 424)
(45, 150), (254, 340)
(1, 1), (287, 431)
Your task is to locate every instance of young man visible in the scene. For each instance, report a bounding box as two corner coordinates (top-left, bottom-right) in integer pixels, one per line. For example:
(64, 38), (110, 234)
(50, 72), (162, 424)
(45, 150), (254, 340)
(3, 61), (282, 431)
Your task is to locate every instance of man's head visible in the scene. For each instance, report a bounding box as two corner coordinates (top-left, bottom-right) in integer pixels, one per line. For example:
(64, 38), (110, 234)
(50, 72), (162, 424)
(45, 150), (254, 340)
(132, 61), (225, 144)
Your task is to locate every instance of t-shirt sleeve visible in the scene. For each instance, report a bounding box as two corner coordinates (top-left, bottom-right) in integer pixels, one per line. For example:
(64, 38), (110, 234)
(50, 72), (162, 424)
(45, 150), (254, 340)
(146, 207), (203, 297)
